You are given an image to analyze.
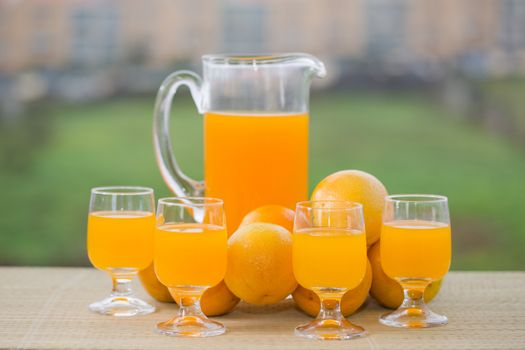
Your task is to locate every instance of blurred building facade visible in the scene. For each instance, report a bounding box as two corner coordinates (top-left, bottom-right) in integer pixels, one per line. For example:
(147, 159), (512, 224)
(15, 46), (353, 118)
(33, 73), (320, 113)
(0, 0), (524, 75)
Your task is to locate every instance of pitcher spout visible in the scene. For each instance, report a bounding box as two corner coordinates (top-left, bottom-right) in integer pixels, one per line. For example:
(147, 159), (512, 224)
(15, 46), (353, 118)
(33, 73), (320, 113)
(288, 53), (327, 79)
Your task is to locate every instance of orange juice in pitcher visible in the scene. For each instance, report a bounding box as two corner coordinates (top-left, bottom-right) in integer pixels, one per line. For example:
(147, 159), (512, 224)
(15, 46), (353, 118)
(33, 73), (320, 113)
(153, 54), (325, 230)
(204, 111), (308, 229)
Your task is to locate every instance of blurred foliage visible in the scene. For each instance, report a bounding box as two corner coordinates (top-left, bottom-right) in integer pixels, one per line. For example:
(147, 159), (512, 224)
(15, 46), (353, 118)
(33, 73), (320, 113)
(478, 78), (525, 144)
(0, 104), (55, 172)
(0, 86), (524, 269)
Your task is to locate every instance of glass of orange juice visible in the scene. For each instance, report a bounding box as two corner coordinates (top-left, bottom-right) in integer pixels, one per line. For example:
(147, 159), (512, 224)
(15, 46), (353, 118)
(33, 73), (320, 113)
(87, 186), (155, 316)
(380, 194), (451, 328)
(154, 197), (227, 337)
(292, 200), (368, 340)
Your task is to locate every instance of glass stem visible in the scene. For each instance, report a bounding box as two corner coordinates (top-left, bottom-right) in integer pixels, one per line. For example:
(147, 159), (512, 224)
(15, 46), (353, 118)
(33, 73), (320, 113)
(179, 296), (204, 318)
(169, 287), (206, 319)
(399, 279), (431, 310)
(111, 273), (135, 297)
(317, 292), (345, 322)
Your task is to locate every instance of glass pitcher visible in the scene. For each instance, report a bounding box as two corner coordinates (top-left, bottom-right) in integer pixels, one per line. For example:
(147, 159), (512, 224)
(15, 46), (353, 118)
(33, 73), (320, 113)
(153, 54), (326, 231)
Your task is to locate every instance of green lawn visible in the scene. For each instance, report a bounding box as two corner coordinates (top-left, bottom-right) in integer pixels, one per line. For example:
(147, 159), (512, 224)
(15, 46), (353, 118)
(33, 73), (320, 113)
(1, 91), (524, 269)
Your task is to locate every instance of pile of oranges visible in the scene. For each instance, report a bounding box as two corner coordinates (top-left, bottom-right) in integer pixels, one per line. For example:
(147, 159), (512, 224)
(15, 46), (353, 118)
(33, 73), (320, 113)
(139, 169), (442, 316)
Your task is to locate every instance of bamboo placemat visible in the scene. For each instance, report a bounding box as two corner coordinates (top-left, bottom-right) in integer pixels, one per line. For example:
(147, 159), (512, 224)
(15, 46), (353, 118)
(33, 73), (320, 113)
(0, 267), (524, 350)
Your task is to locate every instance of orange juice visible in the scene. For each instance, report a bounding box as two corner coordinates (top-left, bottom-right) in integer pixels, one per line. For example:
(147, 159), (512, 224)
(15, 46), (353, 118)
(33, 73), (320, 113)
(293, 228), (367, 291)
(381, 220), (451, 280)
(154, 223), (227, 287)
(204, 112), (308, 231)
(87, 211), (154, 271)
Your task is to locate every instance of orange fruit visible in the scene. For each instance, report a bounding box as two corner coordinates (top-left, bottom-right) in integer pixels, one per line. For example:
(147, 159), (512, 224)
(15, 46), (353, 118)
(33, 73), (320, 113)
(138, 263), (239, 316)
(368, 241), (442, 309)
(293, 259), (373, 317)
(225, 223), (297, 305)
(240, 204), (295, 232)
(311, 170), (388, 246)
(200, 280), (240, 316)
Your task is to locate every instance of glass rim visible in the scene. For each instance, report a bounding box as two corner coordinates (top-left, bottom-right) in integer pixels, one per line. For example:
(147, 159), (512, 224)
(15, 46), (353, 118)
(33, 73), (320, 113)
(158, 196), (224, 207)
(386, 194), (448, 203)
(203, 53), (312, 65)
(296, 200), (363, 211)
(91, 186), (154, 196)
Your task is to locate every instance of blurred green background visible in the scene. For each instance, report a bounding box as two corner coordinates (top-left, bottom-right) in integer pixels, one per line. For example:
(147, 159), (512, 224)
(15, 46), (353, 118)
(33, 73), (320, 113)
(1, 0), (525, 270)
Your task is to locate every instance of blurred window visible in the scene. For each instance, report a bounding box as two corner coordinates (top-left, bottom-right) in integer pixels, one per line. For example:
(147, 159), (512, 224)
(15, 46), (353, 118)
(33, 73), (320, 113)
(30, 4), (52, 58)
(366, 0), (407, 57)
(31, 32), (51, 56)
(0, 39), (6, 62)
(70, 6), (120, 66)
(0, 9), (5, 29)
(221, 4), (267, 52)
(179, 1), (198, 52)
(500, 0), (525, 52)
(33, 4), (50, 23)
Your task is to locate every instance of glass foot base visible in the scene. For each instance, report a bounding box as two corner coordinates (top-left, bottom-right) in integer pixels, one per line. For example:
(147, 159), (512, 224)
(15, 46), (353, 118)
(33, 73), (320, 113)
(380, 306), (448, 328)
(156, 316), (226, 337)
(295, 319), (367, 340)
(89, 296), (155, 317)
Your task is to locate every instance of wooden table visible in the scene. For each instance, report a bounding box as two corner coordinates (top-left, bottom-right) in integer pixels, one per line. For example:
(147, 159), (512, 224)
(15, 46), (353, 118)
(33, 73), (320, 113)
(0, 268), (524, 350)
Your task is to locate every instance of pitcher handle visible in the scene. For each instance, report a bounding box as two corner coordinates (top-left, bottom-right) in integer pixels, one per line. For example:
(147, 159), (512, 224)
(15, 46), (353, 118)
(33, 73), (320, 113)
(153, 70), (205, 197)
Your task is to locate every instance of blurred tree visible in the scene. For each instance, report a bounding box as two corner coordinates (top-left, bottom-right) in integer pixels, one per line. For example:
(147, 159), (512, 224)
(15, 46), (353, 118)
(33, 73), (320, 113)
(0, 102), (54, 173)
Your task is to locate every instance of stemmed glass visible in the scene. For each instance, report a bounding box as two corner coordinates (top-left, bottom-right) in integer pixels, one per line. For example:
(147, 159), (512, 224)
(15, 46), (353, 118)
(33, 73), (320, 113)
(379, 194), (451, 328)
(87, 186), (156, 316)
(154, 197), (228, 337)
(292, 200), (368, 340)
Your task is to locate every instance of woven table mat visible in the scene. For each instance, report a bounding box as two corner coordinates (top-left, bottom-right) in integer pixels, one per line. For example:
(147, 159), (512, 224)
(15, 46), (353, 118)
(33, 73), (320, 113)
(0, 267), (524, 350)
